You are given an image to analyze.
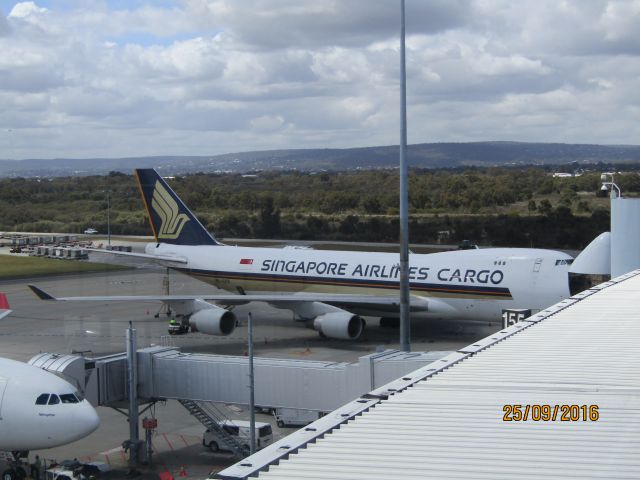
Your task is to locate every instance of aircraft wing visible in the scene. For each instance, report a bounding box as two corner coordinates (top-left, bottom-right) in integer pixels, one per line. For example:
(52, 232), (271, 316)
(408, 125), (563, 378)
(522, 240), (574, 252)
(28, 285), (429, 312)
(86, 248), (188, 264)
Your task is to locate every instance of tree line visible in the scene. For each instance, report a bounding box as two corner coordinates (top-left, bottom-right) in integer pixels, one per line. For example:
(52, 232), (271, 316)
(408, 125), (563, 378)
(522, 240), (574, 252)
(0, 167), (632, 249)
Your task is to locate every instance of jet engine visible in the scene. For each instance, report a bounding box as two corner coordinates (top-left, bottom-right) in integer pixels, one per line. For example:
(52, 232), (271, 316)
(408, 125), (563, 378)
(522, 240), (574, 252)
(189, 306), (236, 336)
(313, 312), (364, 340)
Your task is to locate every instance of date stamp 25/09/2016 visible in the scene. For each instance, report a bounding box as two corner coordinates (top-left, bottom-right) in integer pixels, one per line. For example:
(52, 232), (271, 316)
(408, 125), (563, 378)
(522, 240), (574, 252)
(503, 404), (599, 422)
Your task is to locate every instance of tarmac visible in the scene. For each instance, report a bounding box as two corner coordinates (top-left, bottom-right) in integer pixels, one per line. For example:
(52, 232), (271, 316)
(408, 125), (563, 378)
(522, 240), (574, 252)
(0, 243), (501, 479)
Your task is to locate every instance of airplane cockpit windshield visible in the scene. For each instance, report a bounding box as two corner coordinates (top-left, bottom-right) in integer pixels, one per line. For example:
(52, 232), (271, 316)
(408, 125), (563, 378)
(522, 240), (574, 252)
(35, 393), (82, 405)
(60, 393), (80, 403)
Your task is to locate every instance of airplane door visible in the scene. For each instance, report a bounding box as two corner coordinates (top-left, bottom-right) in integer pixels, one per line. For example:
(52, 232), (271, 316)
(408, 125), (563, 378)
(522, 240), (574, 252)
(533, 258), (543, 272)
(0, 378), (6, 418)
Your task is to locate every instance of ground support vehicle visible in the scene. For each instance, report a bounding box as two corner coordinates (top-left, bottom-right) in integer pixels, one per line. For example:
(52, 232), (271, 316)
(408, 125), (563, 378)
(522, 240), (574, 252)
(203, 420), (273, 453)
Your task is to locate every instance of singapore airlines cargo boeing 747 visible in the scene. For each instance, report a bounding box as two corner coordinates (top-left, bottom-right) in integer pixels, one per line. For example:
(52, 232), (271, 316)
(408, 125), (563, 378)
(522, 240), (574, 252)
(30, 169), (602, 340)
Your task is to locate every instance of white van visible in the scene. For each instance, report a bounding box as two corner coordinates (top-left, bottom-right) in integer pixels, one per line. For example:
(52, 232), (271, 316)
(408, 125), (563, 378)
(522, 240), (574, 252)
(202, 420), (273, 453)
(273, 407), (323, 428)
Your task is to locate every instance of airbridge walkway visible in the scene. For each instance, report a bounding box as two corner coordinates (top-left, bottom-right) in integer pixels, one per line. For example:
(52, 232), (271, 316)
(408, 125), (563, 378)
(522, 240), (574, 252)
(28, 347), (448, 414)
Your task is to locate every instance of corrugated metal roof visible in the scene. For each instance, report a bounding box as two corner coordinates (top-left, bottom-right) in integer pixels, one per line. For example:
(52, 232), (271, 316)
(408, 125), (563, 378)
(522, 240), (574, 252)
(218, 270), (640, 479)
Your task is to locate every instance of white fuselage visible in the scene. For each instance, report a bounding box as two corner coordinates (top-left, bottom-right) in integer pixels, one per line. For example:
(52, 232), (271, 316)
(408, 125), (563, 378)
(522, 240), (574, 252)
(0, 358), (99, 451)
(146, 243), (573, 321)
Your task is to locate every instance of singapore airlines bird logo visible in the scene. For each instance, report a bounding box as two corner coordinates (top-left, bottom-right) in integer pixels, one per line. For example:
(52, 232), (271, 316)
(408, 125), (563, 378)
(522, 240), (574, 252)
(152, 181), (189, 239)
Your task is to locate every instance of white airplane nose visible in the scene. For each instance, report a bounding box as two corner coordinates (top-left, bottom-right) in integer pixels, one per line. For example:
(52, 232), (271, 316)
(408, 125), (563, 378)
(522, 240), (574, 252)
(78, 401), (100, 437)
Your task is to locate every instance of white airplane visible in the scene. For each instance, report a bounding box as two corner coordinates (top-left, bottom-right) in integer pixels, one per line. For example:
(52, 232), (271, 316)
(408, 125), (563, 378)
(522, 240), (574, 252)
(0, 295), (100, 455)
(0, 358), (100, 452)
(29, 168), (602, 340)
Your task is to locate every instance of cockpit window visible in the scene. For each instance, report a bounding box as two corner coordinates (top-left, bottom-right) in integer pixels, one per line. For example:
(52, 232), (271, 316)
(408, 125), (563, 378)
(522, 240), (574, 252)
(48, 394), (60, 405)
(74, 391), (84, 402)
(60, 393), (79, 404)
(36, 393), (49, 405)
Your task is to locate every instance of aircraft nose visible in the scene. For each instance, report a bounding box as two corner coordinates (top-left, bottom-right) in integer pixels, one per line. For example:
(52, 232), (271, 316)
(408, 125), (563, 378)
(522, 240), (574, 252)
(78, 401), (100, 437)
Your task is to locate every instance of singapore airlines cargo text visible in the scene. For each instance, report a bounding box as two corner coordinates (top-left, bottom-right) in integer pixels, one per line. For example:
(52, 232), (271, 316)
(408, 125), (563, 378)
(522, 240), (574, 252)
(260, 259), (504, 284)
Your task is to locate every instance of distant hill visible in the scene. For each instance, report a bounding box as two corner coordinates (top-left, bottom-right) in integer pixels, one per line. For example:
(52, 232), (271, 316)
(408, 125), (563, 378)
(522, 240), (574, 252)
(2, 141), (640, 177)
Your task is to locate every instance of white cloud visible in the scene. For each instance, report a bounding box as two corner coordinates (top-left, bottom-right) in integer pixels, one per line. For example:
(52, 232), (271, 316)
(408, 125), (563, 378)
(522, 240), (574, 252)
(123, 37), (226, 80)
(183, 0), (472, 49)
(8, 1), (47, 19)
(0, 0), (639, 160)
(470, 54), (550, 77)
(250, 114), (286, 132)
(311, 48), (371, 84)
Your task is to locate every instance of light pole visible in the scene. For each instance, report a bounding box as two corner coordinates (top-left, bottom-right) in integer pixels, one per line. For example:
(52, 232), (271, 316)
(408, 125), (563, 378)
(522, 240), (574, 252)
(399, 0), (410, 352)
(105, 189), (112, 247)
(600, 173), (621, 198)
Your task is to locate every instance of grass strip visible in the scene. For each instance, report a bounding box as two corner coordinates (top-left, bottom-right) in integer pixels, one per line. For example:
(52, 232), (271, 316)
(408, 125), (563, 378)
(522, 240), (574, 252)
(0, 255), (129, 279)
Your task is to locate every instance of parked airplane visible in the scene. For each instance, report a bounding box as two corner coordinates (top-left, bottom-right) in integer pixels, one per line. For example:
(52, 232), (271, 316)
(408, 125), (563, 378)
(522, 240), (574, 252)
(0, 357), (100, 452)
(0, 295), (100, 460)
(29, 168), (601, 340)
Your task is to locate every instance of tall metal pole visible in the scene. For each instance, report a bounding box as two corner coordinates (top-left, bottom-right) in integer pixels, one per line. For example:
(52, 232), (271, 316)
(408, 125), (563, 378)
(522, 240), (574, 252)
(248, 312), (256, 455)
(126, 322), (139, 466)
(399, 0), (411, 352)
(107, 190), (112, 247)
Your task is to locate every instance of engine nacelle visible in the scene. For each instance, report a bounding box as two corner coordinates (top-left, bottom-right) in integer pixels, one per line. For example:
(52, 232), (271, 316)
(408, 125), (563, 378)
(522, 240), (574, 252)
(313, 312), (364, 340)
(189, 307), (236, 336)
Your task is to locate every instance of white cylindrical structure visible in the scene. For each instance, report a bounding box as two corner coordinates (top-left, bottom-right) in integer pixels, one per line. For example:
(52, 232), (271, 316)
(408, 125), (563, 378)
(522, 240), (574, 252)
(611, 197), (640, 277)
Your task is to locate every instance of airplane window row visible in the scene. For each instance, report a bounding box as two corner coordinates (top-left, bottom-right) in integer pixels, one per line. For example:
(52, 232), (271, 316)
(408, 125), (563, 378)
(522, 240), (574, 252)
(35, 392), (82, 405)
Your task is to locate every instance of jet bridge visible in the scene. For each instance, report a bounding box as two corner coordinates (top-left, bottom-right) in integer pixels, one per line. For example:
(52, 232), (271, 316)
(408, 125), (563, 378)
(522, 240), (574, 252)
(29, 348), (448, 413)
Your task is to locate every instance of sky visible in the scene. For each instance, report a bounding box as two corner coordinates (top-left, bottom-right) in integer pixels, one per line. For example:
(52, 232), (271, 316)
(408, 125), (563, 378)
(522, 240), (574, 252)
(0, 0), (639, 159)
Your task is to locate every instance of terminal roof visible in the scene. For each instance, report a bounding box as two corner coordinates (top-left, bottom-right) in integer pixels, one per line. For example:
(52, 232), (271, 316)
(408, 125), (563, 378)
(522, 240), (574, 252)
(219, 269), (640, 479)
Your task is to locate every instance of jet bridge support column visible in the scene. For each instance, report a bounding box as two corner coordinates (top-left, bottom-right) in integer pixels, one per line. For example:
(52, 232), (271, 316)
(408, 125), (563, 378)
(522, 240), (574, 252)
(126, 322), (140, 467)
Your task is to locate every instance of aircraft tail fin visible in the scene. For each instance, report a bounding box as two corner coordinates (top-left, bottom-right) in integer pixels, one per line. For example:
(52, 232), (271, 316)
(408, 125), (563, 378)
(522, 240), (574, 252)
(568, 232), (611, 296)
(134, 169), (220, 246)
(0, 293), (9, 309)
(570, 232), (611, 275)
(0, 293), (11, 320)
